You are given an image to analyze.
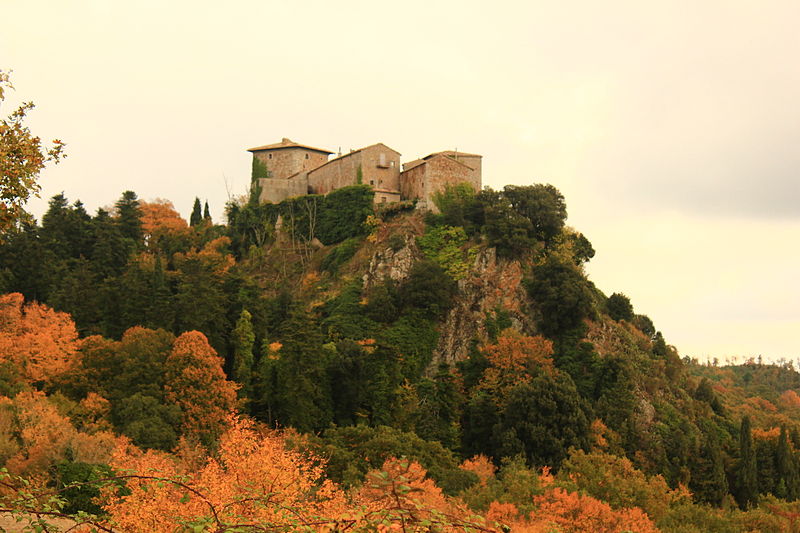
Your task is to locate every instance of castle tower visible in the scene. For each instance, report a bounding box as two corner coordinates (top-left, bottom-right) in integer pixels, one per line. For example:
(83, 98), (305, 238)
(248, 138), (333, 180)
(247, 138), (333, 203)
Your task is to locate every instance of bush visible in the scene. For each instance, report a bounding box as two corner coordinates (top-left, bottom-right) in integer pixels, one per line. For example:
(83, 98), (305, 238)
(607, 292), (634, 322)
(400, 260), (458, 317)
(525, 258), (595, 338)
(316, 185), (374, 245)
(320, 238), (361, 274)
(55, 461), (114, 515)
(306, 425), (477, 495)
(417, 225), (476, 280)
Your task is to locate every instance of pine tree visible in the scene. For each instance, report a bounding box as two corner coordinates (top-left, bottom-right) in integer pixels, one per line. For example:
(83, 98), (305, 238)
(147, 255), (173, 331)
(691, 430), (728, 506)
(90, 209), (129, 279)
(115, 191), (144, 246)
(735, 416), (759, 509)
(272, 308), (332, 432)
(203, 201), (211, 222)
(231, 309), (255, 399)
(190, 198), (202, 226)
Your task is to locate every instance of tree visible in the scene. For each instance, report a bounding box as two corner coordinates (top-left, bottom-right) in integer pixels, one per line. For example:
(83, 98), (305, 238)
(164, 331), (238, 445)
(735, 416), (759, 509)
(114, 190), (143, 246)
(231, 309), (255, 399)
(190, 197), (202, 226)
(40, 194), (93, 262)
(0, 293), (80, 386)
(776, 425), (799, 500)
(690, 429), (728, 506)
(606, 292), (634, 322)
(270, 309), (332, 432)
(526, 257), (595, 338)
(400, 259), (458, 317)
(139, 199), (190, 255)
(492, 371), (591, 468)
(203, 200), (211, 222)
(0, 71), (64, 233)
(503, 184), (567, 245)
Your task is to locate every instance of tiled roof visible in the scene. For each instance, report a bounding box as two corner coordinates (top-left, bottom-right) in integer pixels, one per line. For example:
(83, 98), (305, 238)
(424, 150), (482, 160)
(248, 137), (333, 154)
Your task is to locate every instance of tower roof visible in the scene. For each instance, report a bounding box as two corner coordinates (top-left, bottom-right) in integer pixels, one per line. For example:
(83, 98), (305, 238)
(248, 137), (333, 154)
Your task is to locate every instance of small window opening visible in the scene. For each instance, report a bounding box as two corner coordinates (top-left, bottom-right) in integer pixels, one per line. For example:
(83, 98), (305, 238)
(370, 180), (374, 185)
(305, 154), (309, 159)
(268, 154), (273, 159)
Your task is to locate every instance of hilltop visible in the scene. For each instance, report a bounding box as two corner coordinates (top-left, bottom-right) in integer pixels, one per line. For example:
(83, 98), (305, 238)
(1, 183), (800, 530)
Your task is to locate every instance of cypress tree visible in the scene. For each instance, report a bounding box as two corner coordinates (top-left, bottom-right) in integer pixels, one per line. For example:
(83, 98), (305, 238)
(190, 198), (202, 226)
(231, 309), (255, 399)
(777, 425), (799, 500)
(203, 201), (211, 222)
(736, 416), (759, 509)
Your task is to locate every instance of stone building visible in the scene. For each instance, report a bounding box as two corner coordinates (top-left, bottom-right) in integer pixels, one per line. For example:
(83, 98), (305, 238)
(309, 143), (401, 203)
(247, 138), (481, 207)
(400, 151), (482, 211)
(248, 138), (333, 204)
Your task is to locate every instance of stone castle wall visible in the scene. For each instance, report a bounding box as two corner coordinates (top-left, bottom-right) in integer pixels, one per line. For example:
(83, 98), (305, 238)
(258, 176), (309, 204)
(308, 144), (400, 196)
(250, 139), (481, 207)
(254, 148), (328, 181)
(400, 155), (480, 211)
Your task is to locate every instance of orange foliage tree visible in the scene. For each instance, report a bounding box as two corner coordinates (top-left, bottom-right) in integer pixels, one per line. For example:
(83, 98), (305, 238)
(103, 416), (494, 532)
(140, 199), (188, 237)
(780, 390), (800, 410)
(0, 293), (79, 385)
(527, 487), (660, 533)
(164, 331), (238, 445)
(104, 416), (346, 532)
(478, 329), (555, 400)
(140, 199), (191, 254)
(0, 391), (119, 484)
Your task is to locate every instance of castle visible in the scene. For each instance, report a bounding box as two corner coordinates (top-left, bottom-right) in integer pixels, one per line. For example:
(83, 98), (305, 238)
(248, 138), (482, 210)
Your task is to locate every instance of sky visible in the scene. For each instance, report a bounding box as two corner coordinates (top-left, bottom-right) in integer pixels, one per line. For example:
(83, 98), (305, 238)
(2, 0), (799, 362)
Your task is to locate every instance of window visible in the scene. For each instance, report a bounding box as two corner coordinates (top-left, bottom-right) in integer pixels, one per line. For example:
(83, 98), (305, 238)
(305, 154), (309, 159)
(268, 154), (273, 159)
(370, 180), (374, 185)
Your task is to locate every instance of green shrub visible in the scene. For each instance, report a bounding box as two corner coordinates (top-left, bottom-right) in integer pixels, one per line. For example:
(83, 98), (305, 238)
(316, 185), (374, 245)
(387, 233), (406, 252)
(320, 237), (361, 274)
(55, 462), (114, 515)
(417, 225), (476, 280)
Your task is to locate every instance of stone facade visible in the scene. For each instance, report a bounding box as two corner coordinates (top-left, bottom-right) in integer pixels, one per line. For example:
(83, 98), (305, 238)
(249, 138), (332, 180)
(400, 152), (482, 211)
(308, 143), (400, 195)
(258, 176), (309, 204)
(247, 138), (481, 207)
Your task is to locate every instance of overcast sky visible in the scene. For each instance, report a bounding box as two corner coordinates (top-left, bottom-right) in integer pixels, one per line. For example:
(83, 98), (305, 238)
(3, 0), (799, 362)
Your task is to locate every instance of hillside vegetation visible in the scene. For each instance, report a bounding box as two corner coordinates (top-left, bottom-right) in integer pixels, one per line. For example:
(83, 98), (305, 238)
(0, 184), (799, 531)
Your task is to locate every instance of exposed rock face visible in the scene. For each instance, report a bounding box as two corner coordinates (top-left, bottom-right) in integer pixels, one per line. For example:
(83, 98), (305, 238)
(431, 247), (534, 369)
(362, 239), (535, 371)
(362, 236), (422, 289)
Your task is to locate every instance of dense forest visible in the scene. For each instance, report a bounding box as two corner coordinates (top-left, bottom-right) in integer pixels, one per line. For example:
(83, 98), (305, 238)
(0, 174), (800, 532)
